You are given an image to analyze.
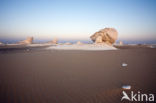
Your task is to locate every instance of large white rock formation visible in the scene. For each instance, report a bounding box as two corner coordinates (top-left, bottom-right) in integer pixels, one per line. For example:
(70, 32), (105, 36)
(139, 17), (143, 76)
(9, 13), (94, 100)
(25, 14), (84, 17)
(90, 28), (118, 45)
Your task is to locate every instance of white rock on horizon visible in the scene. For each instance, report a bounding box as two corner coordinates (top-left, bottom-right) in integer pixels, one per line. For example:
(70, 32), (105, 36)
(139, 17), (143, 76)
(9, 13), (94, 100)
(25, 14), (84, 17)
(18, 37), (33, 44)
(90, 28), (118, 45)
(0, 42), (4, 45)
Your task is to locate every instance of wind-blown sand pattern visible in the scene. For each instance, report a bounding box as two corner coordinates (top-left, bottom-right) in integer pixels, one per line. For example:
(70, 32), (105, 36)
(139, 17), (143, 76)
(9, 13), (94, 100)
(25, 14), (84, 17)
(0, 46), (156, 103)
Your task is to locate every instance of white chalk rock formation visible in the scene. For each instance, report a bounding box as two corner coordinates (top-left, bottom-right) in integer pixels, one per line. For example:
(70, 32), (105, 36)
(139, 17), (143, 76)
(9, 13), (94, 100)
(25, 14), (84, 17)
(119, 41), (123, 45)
(18, 37), (33, 44)
(76, 41), (83, 45)
(64, 42), (72, 45)
(90, 28), (118, 45)
(0, 42), (4, 45)
(95, 36), (103, 43)
(48, 38), (58, 44)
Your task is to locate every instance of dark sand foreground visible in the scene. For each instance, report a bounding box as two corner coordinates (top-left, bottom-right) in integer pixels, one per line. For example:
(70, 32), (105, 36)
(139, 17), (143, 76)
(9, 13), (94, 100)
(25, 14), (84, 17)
(0, 46), (156, 103)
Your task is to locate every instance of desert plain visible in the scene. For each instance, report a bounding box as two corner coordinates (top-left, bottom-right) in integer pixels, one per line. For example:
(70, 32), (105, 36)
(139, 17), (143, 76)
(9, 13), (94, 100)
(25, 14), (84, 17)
(0, 44), (156, 103)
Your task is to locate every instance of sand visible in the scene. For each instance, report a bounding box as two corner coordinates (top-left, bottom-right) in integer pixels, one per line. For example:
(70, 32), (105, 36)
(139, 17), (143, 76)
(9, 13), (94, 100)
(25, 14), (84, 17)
(0, 45), (156, 103)
(46, 44), (117, 50)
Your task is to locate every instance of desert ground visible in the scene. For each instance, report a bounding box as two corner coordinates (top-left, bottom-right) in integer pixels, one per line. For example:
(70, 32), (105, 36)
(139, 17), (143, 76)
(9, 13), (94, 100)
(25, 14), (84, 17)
(0, 45), (156, 103)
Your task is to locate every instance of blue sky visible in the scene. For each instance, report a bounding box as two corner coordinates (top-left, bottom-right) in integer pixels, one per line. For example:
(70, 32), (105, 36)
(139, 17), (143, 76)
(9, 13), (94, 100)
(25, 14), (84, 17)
(0, 0), (156, 43)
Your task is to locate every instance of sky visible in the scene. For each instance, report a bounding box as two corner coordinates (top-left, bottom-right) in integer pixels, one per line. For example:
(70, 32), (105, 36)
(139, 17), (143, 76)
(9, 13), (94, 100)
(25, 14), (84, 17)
(0, 0), (156, 43)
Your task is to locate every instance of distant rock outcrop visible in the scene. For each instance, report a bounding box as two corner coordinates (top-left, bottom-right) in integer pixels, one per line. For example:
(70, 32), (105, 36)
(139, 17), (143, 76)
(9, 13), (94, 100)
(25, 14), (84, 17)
(64, 42), (72, 45)
(76, 41), (83, 45)
(119, 41), (123, 45)
(0, 42), (4, 45)
(48, 38), (58, 44)
(18, 37), (33, 44)
(90, 28), (118, 45)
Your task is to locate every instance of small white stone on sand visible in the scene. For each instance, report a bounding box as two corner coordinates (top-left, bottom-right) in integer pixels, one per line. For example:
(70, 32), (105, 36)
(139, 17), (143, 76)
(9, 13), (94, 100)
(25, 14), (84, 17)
(122, 85), (131, 90)
(122, 63), (128, 67)
(149, 45), (156, 48)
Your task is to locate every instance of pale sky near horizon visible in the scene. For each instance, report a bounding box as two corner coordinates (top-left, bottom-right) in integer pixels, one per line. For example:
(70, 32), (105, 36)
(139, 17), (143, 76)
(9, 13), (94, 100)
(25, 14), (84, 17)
(0, 0), (156, 42)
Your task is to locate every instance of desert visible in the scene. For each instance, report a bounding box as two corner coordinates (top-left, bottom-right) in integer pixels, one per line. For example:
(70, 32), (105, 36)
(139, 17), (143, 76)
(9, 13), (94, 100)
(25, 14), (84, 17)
(0, 28), (156, 103)
(0, 0), (156, 102)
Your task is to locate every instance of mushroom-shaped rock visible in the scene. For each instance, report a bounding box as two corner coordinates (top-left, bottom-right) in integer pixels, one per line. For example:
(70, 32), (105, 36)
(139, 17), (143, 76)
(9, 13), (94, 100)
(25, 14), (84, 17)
(18, 37), (33, 44)
(90, 28), (118, 45)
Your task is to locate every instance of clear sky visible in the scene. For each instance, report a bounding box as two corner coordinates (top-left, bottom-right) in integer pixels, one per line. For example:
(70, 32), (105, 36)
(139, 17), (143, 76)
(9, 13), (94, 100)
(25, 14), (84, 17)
(0, 0), (156, 43)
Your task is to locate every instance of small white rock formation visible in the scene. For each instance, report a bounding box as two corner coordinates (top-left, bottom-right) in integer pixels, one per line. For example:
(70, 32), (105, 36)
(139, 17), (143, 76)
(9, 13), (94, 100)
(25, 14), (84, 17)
(76, 41), (83, 45)
(0, 42), (4, 45)
(122, 63), (128, 67)
(18, 37), (33, 44)
(119, 41), (123, 45)
(64, 42), (72, 45)
(48, 38), (58, 44)
(122, 85), (131, 90)
(90, 28), (118, 45)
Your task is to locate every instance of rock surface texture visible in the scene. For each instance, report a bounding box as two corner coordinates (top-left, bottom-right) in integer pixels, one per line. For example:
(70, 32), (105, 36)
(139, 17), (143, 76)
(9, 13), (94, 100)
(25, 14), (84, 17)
(90, 28), (118, 45)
